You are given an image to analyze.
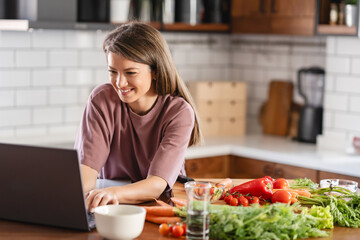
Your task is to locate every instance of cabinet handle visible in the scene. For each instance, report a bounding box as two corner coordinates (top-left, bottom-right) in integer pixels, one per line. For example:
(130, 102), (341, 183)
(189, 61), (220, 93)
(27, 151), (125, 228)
(230, 100), (236, 105)
(271, 0), (277, 13)
(259, 0), (266, 14)
(189, 162), (198, 172)
(206, 118), (212, 123)
(274, 168), (284, 178)
(230, 117), (236, 123)
(207, 100), (213, 105)
(263, 165), (272, 175)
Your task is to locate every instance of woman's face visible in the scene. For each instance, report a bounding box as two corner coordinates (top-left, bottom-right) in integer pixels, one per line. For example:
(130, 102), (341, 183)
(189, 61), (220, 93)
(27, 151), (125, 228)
(107, 52), (158, 115)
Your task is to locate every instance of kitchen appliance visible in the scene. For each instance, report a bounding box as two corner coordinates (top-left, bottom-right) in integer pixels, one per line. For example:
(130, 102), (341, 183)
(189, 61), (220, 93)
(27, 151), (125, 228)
(175, 0), (202, 25)
(297, 67), (325, 143)
(78, 0), (110, 23)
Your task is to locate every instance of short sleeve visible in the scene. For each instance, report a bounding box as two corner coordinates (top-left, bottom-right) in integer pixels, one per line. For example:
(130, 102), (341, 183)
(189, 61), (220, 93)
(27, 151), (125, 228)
(148, 104), (194, 188)
(74, 89), (114, 172)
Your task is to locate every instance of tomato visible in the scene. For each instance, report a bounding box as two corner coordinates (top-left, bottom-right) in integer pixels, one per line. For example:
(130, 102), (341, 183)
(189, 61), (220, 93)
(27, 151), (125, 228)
(171, 225), (184, 237)
(224, 194), (233, 204)
(230, 197), (238, 206)
(182, 222), (187, 235)
(273, 178), (289, 189)
(238, 195), (249, 207)
(159, 223), (170, 236)
(210, 187), (214, 195)
(271, 190), (292, 204)
(250, 196), (260, 204)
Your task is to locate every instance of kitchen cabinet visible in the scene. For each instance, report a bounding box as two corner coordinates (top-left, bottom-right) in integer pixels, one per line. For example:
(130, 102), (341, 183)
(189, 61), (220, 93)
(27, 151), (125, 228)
(185, 155), (230, 178)
(187, 81), (247, 137)
(231, 0), (317, 35)
(229, 156), (318, 182)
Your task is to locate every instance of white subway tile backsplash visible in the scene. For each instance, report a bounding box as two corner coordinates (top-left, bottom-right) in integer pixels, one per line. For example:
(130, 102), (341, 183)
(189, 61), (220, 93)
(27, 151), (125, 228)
(229, 67), (244, 81)
(49, 50), (78, 67)
(304, 55), (325, 68)
(325, 74), (335, 92)
(177, 66), (200, 81)
(0, 31), (31, 48)
(65, 69), (93, 86)
(323, 111), (333, 128)
(209, 50), (229, 65)
(199, 67), (229, 81)
(336, 76), (360, 94)
(80, 50), (106, 67)
(49, 124), (78, 136)
(350, 96), (360, 112)
(0, 109), (31, 127)
(326, 56), (350, 74)
(15, 126), (47, 137)
(0, 70), (31, 87)
(16, 50), (47, 67)
(326, 37), (336, 55)
(290, 55), (305, 70)
(336, 37), (360, 55)
(65, 31), (96, 49)
(16, 89), (47, 106)
(65, 106), (84, 123)
(0, 90), (14, 107)
(33, 107), (63, 124)
(351, 58), (360, 74)
(189, 50), (211, 66)
(32, 30), (64, 48)
(49, 88), (78, 105)
(334, 114), (360, 131)
(0, 128), (15, 138)
(95, 30), (109, 49)
(324, 93), (349, 111)
(0, 50), (15, 67)
(95, 69), (108, 85)
(79, 88), (92, 104)
(232, 52), (255, 66)
(32, 69), (63, 86)
(172, 50), (188, 66)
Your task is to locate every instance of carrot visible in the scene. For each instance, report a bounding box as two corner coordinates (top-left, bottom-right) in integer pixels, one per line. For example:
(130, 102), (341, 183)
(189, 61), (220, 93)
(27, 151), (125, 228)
(170, 197), (187, 207)
(142, 206), (175, 217)
(273, 189), (311, 198)
(217, 178), (233, 190)
(145, 214), (181, 224)
(154, 199), (172, 207)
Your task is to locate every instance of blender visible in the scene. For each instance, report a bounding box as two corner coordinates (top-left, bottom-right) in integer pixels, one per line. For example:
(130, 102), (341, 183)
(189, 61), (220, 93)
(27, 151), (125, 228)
(297, 67), (325, 143)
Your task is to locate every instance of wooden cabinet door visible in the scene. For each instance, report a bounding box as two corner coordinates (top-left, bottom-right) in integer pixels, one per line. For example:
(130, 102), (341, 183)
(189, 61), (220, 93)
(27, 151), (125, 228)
(185, 156), (229, 178)
(270, 0), (316, 35)
(229, 156), (275, 179)
(273, 163), (317, 182)
(318, 171), (360, 186)
(232, 0), (271, 34)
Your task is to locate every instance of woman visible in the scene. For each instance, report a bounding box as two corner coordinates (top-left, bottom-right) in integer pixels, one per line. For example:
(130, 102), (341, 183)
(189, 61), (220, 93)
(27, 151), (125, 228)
(74, 22), (202, 212)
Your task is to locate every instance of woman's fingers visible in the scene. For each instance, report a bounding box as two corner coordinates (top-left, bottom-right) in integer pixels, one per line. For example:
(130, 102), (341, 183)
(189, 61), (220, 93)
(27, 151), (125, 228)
(86, 189), (119, 212)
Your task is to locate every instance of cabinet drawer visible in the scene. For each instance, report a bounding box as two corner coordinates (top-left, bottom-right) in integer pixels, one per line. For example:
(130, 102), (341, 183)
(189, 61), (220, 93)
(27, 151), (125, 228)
(229, 156), (276, 179)
(197, 100), (221, 117)
(273, 164), (317, 182)
(185, 156), (229, 178)
(222, 82), (246, 100)
(188, 82), (220, 100)
(219, 117), (246, 136)
(220, 100), (246, 117)
(200, 117), (221, 137)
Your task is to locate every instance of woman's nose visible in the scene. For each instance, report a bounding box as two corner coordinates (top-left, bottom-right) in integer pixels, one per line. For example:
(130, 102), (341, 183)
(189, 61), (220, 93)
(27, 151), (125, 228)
(116, 75), (127, 88)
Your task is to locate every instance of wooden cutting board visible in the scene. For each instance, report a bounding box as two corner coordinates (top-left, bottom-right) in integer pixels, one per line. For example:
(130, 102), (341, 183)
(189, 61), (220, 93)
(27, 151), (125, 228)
(261, 80), (293, 136)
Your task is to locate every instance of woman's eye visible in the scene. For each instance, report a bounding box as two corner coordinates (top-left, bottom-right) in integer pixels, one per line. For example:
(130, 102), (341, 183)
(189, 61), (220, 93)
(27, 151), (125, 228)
(108, 70), (116, 74)
(127, 72), (136, 75)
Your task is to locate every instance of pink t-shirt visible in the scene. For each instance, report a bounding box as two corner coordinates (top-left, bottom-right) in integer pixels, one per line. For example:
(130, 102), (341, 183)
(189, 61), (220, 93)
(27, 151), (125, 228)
(74, 83), (194, 190)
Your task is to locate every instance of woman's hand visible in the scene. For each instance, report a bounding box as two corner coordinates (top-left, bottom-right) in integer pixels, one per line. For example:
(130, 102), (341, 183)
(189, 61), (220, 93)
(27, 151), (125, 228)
(86, 187), (119, 212)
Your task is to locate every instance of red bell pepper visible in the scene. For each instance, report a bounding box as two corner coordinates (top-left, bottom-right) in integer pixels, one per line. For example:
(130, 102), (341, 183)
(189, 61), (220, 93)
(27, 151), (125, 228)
(229, 177), (273, 200)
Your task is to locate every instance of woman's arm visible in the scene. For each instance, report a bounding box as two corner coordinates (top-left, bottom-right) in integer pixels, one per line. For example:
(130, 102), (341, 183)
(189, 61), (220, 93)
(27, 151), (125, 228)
(85, 175), (167, 212)
(81, 164), (98, 194)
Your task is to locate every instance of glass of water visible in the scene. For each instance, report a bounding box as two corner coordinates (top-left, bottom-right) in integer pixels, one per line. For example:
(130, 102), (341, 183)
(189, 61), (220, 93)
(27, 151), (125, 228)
(185, 181), (212, 240)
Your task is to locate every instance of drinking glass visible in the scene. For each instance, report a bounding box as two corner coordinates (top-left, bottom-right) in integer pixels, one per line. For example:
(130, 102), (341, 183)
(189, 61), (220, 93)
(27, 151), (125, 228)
(184, 181), (212, 240)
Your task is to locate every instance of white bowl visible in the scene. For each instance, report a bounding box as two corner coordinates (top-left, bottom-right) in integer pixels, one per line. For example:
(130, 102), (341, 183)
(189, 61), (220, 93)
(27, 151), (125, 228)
(94, 205), (146, 240)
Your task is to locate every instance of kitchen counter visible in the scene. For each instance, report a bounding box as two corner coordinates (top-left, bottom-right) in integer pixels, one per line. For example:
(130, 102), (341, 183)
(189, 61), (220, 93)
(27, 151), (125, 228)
(186, 135), (360, 178)
(2, 133), (359, 178)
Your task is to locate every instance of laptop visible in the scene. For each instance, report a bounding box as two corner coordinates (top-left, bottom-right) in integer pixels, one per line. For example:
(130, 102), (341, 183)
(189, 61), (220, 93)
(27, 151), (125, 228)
(0, 142), (96, 231)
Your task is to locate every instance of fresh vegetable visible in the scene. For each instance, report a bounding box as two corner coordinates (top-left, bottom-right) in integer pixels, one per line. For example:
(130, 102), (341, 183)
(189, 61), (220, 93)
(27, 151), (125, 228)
(159, 223), (171, 236)
(230, 197), (238, 206)
(176, 201), (332, 240)
(155, 199), (172, 207)
(273, 188), (311, 198)
(248, 196), (260, 204)
(290, 177), (319, 190)
(170, 197), (187, 207)
(238, 195), (249, 206)
(142, 206), (175, 217)
(229, 177), (273, 200)
(273, 178), (289, 189)
(271, 190), (292, 204)
(217, 178), (233, 189)
(146, 214), (181, 224)
(171, 224), (184, 237)
(298, 186), (360, 228)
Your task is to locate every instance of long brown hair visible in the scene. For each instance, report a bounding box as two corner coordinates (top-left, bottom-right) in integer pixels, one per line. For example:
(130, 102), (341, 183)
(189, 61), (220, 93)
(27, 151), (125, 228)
(103, 22), (202, 146)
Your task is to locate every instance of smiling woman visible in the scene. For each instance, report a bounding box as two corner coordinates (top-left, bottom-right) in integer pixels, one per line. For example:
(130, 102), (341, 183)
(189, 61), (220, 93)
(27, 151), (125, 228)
(74, 22), (202, 212)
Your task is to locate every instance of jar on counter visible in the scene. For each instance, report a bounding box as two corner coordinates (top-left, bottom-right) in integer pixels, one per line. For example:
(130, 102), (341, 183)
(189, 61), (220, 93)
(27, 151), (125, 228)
(329, 3), (339, 25)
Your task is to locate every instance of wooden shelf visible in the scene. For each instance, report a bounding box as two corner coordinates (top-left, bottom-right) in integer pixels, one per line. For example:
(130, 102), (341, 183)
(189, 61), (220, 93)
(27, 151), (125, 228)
(163, 23), (229, 32)
(317, 24), (357, 35)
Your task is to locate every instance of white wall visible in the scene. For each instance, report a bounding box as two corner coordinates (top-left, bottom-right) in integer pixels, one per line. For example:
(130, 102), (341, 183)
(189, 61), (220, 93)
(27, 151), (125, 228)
(0, 29), (326, 143)
(318, 37), (360, 151)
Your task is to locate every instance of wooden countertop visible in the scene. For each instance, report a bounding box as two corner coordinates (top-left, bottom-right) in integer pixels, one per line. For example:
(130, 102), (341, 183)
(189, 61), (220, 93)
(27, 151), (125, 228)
(0, 179), (359, 240)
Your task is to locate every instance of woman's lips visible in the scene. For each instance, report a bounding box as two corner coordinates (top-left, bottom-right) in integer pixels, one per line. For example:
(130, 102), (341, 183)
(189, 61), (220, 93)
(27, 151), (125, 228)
(120, 88), (132, 96)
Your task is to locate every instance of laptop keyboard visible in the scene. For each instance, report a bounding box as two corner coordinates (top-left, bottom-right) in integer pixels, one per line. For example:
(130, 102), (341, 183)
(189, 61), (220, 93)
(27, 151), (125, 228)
(87, 212), (96, 229)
